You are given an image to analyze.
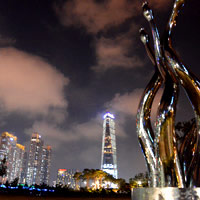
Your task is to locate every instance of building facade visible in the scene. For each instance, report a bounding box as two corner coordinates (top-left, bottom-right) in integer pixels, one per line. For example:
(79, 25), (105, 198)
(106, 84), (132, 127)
(0, 132), (52, 185)
(26, 133), (52, 185)
(13, 144), (25, 182)
(57, 169), (77, 188)
(57, 169), (67, 186)
(20, 151), (28, 184)
(40, 145), (52, 185)
(0, 132), (25, 183)
(26, 133), (44, 185)
(101, 112), (118, 179)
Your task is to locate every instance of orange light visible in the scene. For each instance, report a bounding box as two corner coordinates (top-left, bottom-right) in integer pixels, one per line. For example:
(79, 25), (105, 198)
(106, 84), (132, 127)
(59, 169), (67, 172)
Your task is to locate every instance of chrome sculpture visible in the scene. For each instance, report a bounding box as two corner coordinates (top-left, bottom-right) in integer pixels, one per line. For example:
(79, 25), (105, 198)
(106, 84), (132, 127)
(136, 0), (200, 188)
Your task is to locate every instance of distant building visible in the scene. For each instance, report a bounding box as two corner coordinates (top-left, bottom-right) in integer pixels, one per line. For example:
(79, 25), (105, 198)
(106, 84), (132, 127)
(57, 169), (67, 186)
(13, 144), (25, 182)
(0, 132), (52, 185)
(57, 169), (77, 188)
(26, 133), (44, 185)
(25, 133), (52, 185)
(40, 145), (52, 185)
(0, 132), (25, 183)
(20, 151), (28, 184)
(101, 112), (118, 179)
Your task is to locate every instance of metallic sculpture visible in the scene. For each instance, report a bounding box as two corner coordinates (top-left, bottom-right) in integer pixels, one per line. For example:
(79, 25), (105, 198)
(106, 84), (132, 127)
(136, 0), (200, 188)
(131, 188), (200, 200)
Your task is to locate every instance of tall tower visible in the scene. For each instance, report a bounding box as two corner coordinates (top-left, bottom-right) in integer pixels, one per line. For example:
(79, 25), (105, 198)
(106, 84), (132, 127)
(26, 133), (43, 185)
(0, 132), (24, 183)
(40, 145), (52, 185)
(13, 144), (25, 182)
(0, 132), (17, 182)
(101, 112), (118, 179)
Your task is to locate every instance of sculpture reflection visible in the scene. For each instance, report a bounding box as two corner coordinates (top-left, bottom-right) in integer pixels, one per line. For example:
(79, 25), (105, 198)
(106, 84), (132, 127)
(137, 0), (200, 187)
(137, 29), (161, 187)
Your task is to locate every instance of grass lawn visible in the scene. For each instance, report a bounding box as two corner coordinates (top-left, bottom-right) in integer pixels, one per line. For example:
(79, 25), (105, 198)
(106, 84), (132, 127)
(0, 195), (130, 200)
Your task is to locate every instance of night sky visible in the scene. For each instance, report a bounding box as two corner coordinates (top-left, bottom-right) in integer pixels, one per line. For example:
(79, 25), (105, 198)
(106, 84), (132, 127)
(0, 0), (200, 184)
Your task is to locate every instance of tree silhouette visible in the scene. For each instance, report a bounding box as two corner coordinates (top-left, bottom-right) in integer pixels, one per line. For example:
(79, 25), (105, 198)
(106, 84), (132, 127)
(10, 177), (19, 187)
(93, 169), (107, 189)
(82, 169), (93, 189)
(73, 171), (82, 190)
(0, 157), (7, 178)
(129, 172), (148, 188)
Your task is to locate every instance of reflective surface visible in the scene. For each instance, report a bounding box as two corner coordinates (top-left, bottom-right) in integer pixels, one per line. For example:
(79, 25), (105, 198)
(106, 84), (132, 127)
(137, 0), (200, 188)
(132, 188), (200, 200)
(136, 29), (162, 187)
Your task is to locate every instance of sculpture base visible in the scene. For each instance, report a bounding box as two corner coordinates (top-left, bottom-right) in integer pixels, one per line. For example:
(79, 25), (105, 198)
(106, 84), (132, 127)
(131, 187), (200, 200)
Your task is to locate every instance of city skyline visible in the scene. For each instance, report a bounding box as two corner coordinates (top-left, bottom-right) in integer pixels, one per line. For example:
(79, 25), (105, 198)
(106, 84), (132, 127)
(0, 132), (51, 185)
(0, 0), (199, 183)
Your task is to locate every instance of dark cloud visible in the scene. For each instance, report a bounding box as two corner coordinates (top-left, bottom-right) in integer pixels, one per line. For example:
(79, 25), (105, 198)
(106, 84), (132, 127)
(54, 0), (139, 34)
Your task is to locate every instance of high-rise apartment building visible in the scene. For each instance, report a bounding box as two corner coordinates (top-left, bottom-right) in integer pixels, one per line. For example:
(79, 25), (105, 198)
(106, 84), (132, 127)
(101, 112), (118, 179)
(0, 132), (52, 185)
(40, 145), (52, 185)
(0, 132), (25, 183)
(26, 133), (43, 185)
(20, 151), (28, 184)
(26, 133), (52, 185)
(13, 144), (25, 182)
(57, 169), (77, 188)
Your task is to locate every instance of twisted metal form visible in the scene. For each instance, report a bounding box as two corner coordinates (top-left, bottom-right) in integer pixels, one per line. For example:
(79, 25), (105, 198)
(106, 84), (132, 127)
(143, 2), (183, 187)
(137, 0), (199, 188)
(163, 0), (200, 187)
(136, 29), (162, 187)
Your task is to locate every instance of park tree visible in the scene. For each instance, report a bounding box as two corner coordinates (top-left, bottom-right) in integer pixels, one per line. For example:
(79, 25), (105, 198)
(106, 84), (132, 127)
(0, 157), (7, 178)
(175, 118), (196, 141)
(10, 177), (19, 187)
(115, 178), (126, 190)
(82, 169), (93, 189)
(93, 169), (107, 189)
(129, 172), (148, 188)
(73, 171), (82, 190)
(103, 173), (116, 188)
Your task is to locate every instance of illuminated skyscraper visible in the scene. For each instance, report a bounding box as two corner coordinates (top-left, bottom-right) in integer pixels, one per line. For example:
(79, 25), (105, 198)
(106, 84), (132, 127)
(26, 133), (52, 185)
(40, 145), (52, 185)
(0, 132), (25, 183)
(26, 133), (43, 185)
(20, 151), (28, 184)
(13, 144), (25, 182)
(101, 112), (118, 179)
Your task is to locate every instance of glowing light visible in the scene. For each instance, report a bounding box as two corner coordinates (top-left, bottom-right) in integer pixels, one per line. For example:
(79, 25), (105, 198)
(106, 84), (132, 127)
(137, 181), (142, 185)
(103, 112), (115, 119)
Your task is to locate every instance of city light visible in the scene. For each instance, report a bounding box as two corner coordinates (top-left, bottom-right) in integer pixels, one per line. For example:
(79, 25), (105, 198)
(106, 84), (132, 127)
(101, 112), (118, 179)
(103, 112), (115, 119)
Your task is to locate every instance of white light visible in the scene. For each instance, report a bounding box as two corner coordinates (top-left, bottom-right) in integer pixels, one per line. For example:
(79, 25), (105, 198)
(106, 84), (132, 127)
(103, 112), (115, 119)
(137, 181), (142, 185)
(103, 164), (114, 168)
